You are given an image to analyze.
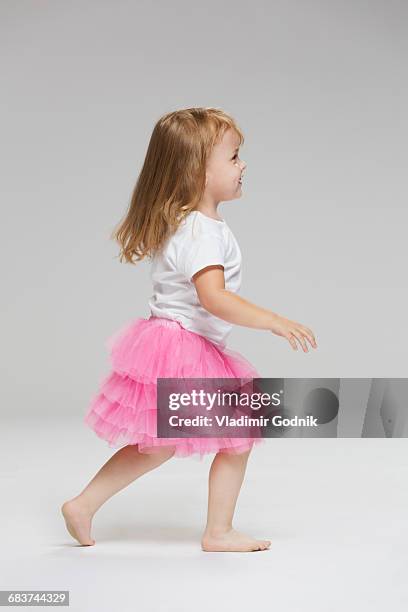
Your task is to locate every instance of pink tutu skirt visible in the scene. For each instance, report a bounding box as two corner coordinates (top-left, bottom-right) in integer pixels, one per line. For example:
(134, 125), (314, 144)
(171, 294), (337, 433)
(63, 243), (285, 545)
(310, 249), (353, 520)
(84, 315), (264, 461)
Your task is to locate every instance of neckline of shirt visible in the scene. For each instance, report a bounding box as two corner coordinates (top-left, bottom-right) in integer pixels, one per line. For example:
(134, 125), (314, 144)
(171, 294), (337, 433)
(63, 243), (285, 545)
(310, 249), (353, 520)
(193, 210), (226, 224)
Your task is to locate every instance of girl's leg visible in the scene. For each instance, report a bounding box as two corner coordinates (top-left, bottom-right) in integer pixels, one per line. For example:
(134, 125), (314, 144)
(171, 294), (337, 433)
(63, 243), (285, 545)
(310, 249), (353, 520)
(61, 443), (176, 545)
(201, 447), (271, 552)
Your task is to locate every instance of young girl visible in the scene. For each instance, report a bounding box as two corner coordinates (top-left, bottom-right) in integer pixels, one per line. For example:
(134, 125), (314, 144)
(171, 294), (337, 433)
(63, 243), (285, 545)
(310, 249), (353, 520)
(61, 107), (317, 553)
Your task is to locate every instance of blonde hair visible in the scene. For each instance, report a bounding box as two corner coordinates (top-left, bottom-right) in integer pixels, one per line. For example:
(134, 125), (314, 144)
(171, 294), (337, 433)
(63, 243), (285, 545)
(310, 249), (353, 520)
(110, 107), (244, 263)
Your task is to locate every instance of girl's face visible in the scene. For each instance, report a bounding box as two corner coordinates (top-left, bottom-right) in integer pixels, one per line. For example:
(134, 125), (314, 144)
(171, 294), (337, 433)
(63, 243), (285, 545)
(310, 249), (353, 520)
(205, 128), (247, 203)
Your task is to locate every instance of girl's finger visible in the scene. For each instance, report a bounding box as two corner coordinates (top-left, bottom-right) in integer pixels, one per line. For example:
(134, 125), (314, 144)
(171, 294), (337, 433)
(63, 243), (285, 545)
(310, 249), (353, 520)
(299, 327), (317, 348)
(290, 332), (302, 351)
(306, 329), (317, 347)
(291, 330), (308, 352)
(287, 333), (298, 350)
(303, 332), (316, 349)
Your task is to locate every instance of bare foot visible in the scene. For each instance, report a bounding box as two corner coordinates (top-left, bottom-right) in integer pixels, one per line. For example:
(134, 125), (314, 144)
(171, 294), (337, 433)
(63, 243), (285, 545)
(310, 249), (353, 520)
(61, 498), (95, 546)
(201, 528), (271, 552)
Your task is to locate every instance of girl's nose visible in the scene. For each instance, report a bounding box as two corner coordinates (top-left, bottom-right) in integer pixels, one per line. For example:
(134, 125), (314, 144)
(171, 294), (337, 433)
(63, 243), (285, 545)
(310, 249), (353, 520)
(241, 160), (247, 171)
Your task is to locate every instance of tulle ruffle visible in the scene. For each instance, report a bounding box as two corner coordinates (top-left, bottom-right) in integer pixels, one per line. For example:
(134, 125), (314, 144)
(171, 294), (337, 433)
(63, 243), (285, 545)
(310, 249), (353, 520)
(84, 315), (264, 460)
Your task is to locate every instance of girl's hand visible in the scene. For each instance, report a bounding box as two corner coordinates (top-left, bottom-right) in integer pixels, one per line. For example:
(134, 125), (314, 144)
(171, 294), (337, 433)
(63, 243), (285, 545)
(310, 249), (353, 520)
(269, 314), (317, 352)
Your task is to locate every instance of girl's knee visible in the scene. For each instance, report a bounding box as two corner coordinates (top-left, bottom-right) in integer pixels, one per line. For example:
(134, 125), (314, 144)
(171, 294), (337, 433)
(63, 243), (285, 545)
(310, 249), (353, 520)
(131, 444), (176, 461)
(218, 448), (252, 461)
(238, 448), (252, 461)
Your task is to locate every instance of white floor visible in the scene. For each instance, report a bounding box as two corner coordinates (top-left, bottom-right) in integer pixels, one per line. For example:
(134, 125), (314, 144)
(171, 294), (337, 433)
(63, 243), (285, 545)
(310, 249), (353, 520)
(1, 417), (408, 611)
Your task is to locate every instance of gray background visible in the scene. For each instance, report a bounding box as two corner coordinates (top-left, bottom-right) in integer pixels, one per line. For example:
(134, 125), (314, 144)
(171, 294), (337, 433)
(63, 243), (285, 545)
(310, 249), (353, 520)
(1, 1), (407, 611)
(2, 0), (408, 422)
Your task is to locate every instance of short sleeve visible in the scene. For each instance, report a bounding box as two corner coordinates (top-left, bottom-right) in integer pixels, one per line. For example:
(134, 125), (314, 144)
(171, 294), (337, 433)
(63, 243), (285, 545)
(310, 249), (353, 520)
(178, 234), (225, 281)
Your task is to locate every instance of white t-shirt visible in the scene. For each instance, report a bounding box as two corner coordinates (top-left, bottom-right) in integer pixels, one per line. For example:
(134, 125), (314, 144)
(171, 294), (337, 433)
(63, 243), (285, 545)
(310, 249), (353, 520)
(147, 210), (242, 348)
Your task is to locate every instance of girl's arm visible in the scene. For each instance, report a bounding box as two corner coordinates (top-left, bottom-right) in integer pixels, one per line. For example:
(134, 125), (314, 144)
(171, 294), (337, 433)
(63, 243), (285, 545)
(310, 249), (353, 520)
(192, 266), (317, 352)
